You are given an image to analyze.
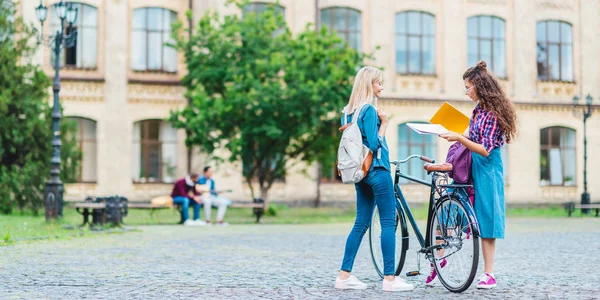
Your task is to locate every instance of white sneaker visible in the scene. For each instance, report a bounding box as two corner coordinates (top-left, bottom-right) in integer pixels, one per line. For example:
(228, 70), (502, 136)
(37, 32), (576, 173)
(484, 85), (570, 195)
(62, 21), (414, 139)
(382, 277), (415, 292)
(216, 222), (229, 227)
(183, 219), (206, 226)
(335, 275), (368, 290)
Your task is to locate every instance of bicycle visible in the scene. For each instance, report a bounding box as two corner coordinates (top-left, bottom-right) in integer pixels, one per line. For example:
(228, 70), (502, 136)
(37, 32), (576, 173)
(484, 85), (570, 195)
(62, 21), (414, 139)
(368, 154), (480, 293)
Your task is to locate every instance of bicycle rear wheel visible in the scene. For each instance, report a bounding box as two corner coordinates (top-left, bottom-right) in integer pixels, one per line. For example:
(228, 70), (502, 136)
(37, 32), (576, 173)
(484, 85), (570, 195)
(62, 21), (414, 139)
(369, 204), (408, 278)
(429, 195), (479, 293)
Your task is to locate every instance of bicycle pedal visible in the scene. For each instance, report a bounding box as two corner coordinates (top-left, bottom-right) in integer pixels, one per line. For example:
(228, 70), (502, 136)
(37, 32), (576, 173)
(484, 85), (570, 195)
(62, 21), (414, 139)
(405, 271), (420, 277)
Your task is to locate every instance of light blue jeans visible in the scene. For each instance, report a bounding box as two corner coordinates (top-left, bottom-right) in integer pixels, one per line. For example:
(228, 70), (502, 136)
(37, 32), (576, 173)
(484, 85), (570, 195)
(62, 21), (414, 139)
(172, 196), (201, 222)
(341, 168), (397, 275)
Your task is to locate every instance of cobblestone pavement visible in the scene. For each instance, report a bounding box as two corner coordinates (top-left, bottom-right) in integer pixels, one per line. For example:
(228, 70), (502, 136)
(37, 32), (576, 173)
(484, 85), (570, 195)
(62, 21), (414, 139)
(1, 218), (599, 300)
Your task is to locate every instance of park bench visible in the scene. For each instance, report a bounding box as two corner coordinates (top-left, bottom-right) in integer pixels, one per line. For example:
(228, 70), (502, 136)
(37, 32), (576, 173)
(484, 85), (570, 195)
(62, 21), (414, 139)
(131, 197), (266, 224)
(74, 196), (267, 225)
(564, 202), (600, 217)
(73, 196), (128, 227)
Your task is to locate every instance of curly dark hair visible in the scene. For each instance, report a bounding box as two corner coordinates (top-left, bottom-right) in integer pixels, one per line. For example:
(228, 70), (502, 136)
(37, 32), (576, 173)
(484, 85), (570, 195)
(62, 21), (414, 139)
(463, 61), (518, 144)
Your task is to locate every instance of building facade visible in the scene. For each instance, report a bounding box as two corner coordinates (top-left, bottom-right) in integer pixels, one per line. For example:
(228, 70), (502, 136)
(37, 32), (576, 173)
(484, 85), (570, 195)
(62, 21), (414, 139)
(15, 0), (600, 204)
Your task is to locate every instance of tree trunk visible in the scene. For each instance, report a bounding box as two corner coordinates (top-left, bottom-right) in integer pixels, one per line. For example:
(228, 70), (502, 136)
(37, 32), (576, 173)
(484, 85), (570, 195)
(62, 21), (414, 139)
(315, 163), (321, 207)
(260, 185), (269, 209)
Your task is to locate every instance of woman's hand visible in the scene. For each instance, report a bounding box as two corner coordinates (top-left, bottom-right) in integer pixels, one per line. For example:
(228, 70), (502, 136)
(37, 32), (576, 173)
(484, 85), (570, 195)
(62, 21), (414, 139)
(377, 108), (388, 123)
(439, 132), (463, 142)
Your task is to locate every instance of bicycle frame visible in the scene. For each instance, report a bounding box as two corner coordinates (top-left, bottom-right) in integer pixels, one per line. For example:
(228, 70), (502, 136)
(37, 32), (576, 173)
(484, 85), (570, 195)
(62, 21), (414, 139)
(392, 156), (479, 257)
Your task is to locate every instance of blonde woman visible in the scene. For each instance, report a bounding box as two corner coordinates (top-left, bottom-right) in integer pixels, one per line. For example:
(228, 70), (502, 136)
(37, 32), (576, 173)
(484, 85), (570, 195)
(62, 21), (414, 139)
(335, 67), (414, 292)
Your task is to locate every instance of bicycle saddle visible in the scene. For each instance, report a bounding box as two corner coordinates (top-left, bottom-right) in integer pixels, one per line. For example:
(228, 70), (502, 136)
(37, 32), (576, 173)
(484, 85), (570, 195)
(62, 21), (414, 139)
(424, 163), (453, 173)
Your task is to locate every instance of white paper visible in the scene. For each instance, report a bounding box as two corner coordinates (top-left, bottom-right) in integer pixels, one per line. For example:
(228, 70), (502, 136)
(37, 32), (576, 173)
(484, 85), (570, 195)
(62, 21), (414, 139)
(406, 123), (449, 135)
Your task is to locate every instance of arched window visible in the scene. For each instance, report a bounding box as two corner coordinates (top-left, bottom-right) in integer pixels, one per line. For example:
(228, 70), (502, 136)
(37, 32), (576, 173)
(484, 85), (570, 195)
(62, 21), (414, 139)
(320, 7), (361, 51)
(467, 15), (506, 78)
(540, 127), (576, 186)
(395, 11), (435, 75)
(50, 2), (98, 69)
(65, 117), (97, 182)
(242, 2), (286, 36)
(536, 20), (573, 82)
(242, 2), (285, 17)
(131, 7), (178, 72)
(398, 123), (437, 184)
(132, 120), (178, 183)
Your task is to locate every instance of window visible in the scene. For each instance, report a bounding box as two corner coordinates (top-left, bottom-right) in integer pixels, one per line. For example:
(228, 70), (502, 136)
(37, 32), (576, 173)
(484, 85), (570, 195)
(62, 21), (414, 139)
(536, 20), (573, 82)
(467, 15), (506, 78)
(242, 2), (285, 36)
(50, 2), (98, 69)
(131, 7), (178, 72)
(320, 7), (361, 51)
(242, 2), (285, 17)
(398, 123), (437, 184)
(67, 117), (97, 182)
(0, 0), (14, 42)
(395, 11), (435, 75)
(132, 120), (178, 183)
(540, 127), (576, 186)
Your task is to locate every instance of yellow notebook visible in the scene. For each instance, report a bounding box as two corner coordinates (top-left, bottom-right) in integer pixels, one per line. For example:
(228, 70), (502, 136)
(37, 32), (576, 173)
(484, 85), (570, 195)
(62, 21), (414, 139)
(429, 102), (470, 134)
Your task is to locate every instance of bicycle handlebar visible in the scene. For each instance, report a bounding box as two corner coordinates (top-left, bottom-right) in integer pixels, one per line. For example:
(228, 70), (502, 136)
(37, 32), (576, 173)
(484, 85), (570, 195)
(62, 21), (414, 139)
(390, 155), (436, 166)
(419, 156), (435, 163)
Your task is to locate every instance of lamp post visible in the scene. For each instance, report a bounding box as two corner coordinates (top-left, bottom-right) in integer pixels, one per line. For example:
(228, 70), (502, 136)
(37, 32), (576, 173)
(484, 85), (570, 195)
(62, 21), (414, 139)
(572, 94), (593, 214)
(35, 0), (78, 221)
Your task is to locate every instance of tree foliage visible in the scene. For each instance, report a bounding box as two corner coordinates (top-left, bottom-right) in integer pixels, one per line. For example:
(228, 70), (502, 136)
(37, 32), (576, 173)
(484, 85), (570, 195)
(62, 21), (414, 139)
(0, 0), (80, 214)
(169, 0), (369, 203)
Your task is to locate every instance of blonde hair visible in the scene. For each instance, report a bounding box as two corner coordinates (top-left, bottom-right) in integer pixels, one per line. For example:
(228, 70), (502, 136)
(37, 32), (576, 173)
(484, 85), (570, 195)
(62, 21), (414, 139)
(342, 66), (383, 114)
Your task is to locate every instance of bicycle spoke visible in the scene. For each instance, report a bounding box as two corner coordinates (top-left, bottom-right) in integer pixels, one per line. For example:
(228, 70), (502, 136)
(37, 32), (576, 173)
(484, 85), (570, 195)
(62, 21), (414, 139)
(369, 205), (407, 278)
(430, 196), (479, 293)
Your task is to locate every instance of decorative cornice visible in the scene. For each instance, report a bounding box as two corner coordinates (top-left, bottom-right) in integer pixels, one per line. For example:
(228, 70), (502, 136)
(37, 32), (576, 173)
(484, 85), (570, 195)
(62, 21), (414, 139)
(127, 84), (186, 105)
(536, 81), (577, 104)
(467, 0), (507, 4)
(380, 96), (600, 113)
(394, 75), (439, 95)
(536, 0), (575, 10)
(57, 81), (105, 102)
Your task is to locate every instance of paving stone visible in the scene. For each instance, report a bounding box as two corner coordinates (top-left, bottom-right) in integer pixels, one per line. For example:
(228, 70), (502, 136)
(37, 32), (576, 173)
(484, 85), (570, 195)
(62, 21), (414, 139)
(1, 218), (599, 299)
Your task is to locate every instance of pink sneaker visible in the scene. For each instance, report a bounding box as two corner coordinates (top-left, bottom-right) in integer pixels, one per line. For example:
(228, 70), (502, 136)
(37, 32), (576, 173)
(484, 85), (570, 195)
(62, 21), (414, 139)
(425, 258), (447, 286)
(476, 273), (497, 289)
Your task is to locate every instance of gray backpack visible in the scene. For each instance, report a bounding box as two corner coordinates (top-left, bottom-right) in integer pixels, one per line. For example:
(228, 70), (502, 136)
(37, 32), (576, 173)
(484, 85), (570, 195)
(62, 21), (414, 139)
(337, 104), (373, 184)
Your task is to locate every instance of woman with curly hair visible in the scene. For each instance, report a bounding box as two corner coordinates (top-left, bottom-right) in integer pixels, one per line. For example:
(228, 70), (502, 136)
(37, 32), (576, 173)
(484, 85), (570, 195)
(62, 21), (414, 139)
(439, 60), (517, 289)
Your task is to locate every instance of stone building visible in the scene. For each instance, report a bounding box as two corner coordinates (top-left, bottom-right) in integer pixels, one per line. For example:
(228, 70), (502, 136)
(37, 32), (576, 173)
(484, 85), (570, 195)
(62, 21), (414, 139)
(14, 0), (600, 205)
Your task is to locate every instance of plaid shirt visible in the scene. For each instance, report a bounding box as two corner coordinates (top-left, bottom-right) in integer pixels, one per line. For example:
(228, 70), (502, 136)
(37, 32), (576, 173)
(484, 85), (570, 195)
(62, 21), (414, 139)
(469, 105), (505, 153)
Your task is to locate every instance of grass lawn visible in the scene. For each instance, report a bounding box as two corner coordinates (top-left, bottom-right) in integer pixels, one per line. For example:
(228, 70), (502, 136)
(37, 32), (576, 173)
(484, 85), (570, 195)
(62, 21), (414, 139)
(0, 203), (586, 245)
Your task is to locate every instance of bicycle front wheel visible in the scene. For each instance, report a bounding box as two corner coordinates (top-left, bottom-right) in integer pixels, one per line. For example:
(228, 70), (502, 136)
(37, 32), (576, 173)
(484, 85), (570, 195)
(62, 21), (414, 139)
(429, 196), (479, 293)
(369, 205), (408, 278)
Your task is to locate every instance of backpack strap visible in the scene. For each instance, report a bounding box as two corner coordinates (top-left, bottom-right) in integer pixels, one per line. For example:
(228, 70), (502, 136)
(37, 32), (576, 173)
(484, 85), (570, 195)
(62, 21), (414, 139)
(351, 103), (370, 124)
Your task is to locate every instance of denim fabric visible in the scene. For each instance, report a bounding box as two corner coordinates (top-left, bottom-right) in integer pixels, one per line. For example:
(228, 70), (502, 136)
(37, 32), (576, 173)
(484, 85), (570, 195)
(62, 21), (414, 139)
(172, 196), (201, 222)
(472, 148), (505, 238)
(340, 168), (397, 275)
(341, 104), (391, 172)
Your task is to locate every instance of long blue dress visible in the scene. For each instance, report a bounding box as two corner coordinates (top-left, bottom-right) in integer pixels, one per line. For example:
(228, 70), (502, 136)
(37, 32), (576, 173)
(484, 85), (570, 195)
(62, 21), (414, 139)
(472, 147), (505, 238)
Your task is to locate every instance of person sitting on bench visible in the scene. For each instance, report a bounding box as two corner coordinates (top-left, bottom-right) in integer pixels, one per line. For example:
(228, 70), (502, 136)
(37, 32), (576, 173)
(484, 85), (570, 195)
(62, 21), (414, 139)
(171, 173), (206, 226)
(197, 166), (231, 226)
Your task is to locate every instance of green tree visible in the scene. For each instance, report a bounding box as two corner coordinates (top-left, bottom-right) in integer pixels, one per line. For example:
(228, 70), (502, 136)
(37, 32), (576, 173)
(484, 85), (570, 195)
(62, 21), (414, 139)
(0, 0), (80, 214)
(169, 0), (369, 205)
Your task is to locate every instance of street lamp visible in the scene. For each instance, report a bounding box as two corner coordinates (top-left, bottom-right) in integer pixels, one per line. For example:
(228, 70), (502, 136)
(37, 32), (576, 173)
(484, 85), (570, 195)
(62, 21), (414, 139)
(572, 94), (593, 214)
(34, 0), (78, 221)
